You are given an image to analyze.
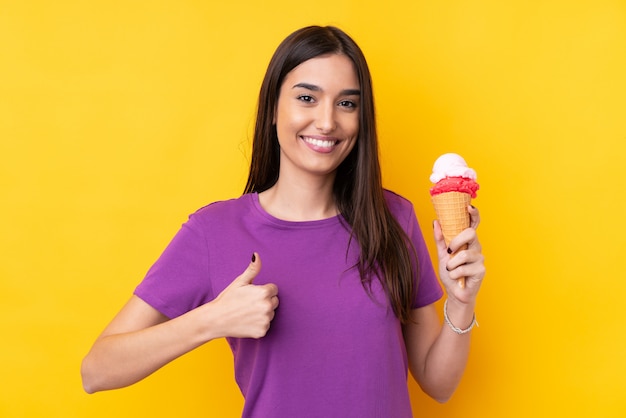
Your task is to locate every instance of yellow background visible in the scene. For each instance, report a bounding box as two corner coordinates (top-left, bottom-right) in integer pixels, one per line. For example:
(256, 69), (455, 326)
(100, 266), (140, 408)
(1, 0), (625, 416)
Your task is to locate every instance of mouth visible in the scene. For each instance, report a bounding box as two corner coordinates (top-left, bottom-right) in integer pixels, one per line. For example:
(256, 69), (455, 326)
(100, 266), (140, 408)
(301, 136), (340, 150)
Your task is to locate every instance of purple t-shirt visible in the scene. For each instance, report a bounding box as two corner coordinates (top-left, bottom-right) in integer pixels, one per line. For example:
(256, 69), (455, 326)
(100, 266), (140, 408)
(135, 190), (443, 417)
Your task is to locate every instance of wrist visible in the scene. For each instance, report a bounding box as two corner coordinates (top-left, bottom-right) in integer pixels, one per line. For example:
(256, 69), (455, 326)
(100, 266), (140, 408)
(187, 302), (223, 342)
(443, 299), (478, 334)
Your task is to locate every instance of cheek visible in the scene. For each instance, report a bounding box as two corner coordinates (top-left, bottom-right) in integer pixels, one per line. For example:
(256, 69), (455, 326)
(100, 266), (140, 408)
(344, 118), (359, 152)
(344, 115), (360, 138)
(276, 114), (311, 142)
(346, 137), (358, 155)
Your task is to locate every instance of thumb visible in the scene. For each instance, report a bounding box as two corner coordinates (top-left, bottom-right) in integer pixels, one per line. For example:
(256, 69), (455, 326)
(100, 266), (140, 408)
(433, 220), (449, 259)
(230, 252), (262, 287)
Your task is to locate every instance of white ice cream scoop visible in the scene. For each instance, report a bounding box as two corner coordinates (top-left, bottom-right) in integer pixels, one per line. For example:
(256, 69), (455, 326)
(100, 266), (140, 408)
(430, 153), (477, 183)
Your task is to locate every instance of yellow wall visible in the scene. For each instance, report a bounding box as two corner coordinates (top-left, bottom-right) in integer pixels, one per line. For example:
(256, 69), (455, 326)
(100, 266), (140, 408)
(1, 1), (625, 416)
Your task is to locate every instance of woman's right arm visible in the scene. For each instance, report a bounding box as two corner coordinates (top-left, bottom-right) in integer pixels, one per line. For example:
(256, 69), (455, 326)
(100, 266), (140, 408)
(81, 254), (278, 393)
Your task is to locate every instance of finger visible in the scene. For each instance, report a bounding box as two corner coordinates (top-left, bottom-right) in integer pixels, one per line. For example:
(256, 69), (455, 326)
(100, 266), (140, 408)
(468, 205), (480, 229)
(270, 295), (280, 309)
(230, 252), (262, 286)
(448, 227), (481, 254)
(432, 220), (449, 259)
(446, 247), (484, 276)
(263, 283), (279, 297)
(446, 247), (469, 272)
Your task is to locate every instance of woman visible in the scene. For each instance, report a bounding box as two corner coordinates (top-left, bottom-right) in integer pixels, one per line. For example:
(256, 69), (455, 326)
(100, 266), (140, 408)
(82, 26), (485, 417)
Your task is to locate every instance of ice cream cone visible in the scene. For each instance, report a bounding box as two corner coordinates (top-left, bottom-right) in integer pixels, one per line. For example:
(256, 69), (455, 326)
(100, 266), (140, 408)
(431, 191), (471, 288)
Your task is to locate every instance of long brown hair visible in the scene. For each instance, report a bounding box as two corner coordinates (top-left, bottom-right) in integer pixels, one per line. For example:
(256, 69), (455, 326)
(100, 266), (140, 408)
(244, 26), (417, 323)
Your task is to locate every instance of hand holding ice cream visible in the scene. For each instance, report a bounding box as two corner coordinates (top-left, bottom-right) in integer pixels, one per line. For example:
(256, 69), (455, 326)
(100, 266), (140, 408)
(430, 153), (479, 288)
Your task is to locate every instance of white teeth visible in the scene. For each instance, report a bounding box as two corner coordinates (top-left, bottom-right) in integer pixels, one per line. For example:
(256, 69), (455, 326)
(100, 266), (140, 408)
(303, 137), (336, 148)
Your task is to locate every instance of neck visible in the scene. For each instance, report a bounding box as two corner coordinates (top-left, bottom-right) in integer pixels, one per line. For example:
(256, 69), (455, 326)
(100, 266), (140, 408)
(259, 175), (337, 221)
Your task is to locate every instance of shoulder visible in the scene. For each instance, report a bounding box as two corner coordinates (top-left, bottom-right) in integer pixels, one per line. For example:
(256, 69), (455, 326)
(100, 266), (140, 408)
(185, 193), (256, 230)
(193, 193), (253, 217)
(383, 189), (415, 218)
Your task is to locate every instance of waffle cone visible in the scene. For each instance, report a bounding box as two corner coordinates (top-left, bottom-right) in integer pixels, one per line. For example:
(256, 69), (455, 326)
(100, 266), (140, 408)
(431, 191), (471, 288)
(431, 192), (471, 245)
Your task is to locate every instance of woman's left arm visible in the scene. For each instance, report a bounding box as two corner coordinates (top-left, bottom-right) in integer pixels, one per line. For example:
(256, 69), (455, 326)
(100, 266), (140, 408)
(403, 205), (485, 403)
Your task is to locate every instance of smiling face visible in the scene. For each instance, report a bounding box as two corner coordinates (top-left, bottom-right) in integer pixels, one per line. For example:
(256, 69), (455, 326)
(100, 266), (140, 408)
(274, 53), (360, 183)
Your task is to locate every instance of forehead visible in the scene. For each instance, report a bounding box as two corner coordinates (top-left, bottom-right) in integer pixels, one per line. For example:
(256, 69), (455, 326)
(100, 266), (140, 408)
(282, 54), (359, 89)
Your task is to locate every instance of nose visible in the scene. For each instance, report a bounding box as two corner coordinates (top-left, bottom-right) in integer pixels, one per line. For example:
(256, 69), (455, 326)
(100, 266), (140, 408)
(315, 100), (337, 133)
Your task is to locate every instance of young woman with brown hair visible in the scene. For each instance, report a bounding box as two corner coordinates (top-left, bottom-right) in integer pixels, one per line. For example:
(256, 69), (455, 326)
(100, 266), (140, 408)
(82, 25), (485, 417)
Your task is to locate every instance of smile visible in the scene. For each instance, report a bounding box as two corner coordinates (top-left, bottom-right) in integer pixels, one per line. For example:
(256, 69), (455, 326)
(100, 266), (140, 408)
(302, 136), (339, 148)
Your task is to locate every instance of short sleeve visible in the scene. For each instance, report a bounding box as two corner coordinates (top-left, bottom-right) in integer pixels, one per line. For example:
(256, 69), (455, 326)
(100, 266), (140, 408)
(405, 205), (444, 308)
(134, 213), (213, 319)
(384, 190), (443, 309)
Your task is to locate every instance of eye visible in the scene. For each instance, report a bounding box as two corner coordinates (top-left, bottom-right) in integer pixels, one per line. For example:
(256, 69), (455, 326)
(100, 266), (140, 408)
(297, 95), (315, 103)
(338, 100), (357, 109)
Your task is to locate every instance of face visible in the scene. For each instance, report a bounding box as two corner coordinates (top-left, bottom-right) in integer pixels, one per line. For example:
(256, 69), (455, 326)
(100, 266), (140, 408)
(274, 53), (360, 182)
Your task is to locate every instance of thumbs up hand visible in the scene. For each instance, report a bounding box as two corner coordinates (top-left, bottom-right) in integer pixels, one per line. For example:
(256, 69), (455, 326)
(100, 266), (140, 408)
(209, 253), (279, 339)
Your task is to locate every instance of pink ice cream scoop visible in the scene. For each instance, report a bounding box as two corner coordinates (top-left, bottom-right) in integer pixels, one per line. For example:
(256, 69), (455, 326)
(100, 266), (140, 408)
(429, 153), (479, 197)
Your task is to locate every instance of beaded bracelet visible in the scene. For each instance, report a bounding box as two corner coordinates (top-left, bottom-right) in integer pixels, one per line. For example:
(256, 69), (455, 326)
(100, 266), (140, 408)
(443, 299), (478, 334)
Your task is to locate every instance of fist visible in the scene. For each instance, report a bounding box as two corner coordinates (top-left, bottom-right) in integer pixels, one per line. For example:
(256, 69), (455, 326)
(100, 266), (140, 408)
(211, 253), (279, 339)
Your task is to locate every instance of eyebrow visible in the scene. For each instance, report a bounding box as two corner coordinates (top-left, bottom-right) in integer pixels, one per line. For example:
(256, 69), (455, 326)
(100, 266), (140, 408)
(292, 82), (361, 96)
